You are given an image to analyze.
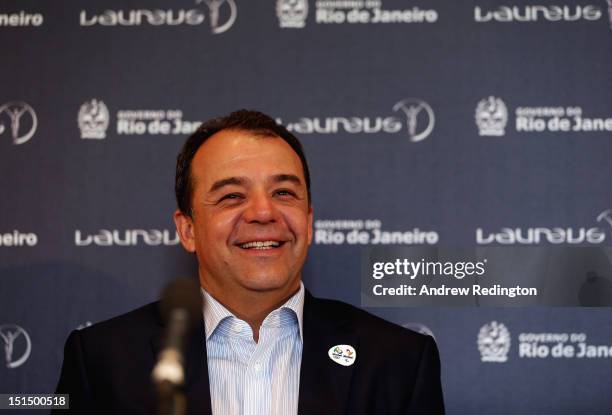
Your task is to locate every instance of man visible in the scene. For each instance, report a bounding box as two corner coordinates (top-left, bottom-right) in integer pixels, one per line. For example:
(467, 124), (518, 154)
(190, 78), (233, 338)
(54, 110), (444, 414)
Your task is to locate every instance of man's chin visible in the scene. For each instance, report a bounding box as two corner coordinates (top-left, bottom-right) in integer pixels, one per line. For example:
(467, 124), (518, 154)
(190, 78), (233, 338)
(238, 274), (299, 294)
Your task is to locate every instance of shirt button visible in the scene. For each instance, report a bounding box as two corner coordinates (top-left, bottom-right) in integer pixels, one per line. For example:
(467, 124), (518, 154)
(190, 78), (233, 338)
(253, 362), (262, 372)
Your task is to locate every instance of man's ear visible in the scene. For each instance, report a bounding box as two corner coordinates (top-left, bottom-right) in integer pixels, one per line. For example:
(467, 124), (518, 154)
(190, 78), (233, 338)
(173, 209), (196, 253)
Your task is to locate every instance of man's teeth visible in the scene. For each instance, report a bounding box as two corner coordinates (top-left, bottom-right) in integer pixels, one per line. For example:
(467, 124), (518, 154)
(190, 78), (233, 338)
(240, 241), (281, 249)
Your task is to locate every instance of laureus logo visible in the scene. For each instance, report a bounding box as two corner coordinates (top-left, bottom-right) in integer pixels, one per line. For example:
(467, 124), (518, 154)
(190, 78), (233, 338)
(0, 102), (38, 145)
(478, 321), (511, 362)
(474, 5), (602, 23)
(277, 0), (308, 28)
(0, 324), (32, 369)
(597, 209), (612, 229)
(79, 0), (237, 34)
(392, 98), (435, 142)
(198, 0), (237, 34)
(475, 96), (508, 137)
(278, 98), (434, 140)
(75, 229), (180, 246)
(78, 99), (110, 139)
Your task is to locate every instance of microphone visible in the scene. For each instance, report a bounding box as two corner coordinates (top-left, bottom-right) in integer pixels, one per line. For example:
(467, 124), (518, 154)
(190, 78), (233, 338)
(152, 277), (202, 415)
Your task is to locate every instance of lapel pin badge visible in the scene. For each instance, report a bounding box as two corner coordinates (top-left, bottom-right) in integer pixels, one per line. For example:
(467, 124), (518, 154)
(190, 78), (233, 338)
(328, 344), (357, 367)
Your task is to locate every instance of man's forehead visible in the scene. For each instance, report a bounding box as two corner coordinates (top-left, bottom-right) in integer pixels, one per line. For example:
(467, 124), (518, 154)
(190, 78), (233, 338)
(208, 174), (303, 194)
(190, 129), (305, 184)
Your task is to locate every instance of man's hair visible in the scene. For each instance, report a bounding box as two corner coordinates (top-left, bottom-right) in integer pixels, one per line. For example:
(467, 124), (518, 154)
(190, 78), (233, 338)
(175, 109), (311, 216)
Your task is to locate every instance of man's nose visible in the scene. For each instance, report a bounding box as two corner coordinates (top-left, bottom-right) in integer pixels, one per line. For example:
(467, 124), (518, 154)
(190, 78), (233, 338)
(243, 190), (278, 224)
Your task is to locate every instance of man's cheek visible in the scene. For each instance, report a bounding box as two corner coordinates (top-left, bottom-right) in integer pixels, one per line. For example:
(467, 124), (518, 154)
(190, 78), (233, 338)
(281, 209), (309, 232)
(218, 211), (242, 233)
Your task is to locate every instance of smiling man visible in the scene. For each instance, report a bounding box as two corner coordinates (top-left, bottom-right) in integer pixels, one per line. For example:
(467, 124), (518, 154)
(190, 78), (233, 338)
(173, 126), (312, 344)
(54, 110), (444, 415)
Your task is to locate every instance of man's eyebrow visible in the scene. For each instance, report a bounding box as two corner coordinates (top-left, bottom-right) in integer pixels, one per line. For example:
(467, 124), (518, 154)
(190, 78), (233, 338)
(272, 174), (302, 186)
(208, 177), (246, 193)
(208, 174), (302, 193)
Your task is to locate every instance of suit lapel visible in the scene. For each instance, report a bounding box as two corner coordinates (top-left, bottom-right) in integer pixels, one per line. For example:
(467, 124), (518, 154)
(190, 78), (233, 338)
(151, 307), (213, 415)
(298, 292), (358, 415)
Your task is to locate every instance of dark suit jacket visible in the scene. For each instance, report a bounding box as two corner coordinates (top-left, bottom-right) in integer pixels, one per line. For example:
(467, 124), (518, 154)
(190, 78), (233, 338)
(54, 291), (444, 414)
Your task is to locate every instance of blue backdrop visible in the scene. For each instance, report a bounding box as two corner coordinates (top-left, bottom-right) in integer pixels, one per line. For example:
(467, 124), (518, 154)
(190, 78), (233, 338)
(2, 0), (612, 413)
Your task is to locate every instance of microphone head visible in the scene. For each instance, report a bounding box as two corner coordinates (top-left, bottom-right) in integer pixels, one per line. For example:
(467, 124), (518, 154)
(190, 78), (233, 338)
(159, 277), (202, 329)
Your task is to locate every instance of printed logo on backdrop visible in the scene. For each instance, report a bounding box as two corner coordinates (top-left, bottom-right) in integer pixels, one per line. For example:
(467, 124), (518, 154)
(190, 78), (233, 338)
(312, 0), (438, 26)
(474, 96), (612, 136)
(0, 231), (38, 247)
(278, 98), (435, 142)
(80, 0), (237, 34)
(519, 332), (612, 359)
(0, 11), (43, 27)
(77, 101), (201, 138)
(78, 99), (110, 139)
(597, 209), (612, 228)
(75, 229), (180, 246)
(474, 4), (603, 23)
(277, 0), (308, 28)
(315, 219), (438, 245)
(198, 0), (237, 34)
(0, 10), (44, 27)
(0, 324), (31, 369)
(117, 109), (200, 136)
(393, 99), (435, 142)
(478, 322), (612, 361)
(608, 0), (612, 28)
(0, 102), (37, 145)
(475, 96), (508, 137)
(478, 321), (511, 362)
(476, 210), (612, 245)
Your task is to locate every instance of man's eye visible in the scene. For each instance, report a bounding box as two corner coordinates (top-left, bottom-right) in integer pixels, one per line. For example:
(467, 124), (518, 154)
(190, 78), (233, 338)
(275, 189), (296, 197)
(219, 193), (243, 202)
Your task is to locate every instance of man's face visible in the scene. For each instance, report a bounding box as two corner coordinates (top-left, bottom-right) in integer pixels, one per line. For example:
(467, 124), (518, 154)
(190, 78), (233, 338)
(174, 129), (312, 297)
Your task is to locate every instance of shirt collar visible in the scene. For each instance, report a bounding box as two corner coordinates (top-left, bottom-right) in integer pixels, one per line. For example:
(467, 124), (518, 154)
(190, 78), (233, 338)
(201, 281), (305, 341)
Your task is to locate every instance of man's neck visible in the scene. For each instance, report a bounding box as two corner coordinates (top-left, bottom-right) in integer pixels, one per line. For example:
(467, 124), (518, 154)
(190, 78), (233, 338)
(200, 278), (301, 342)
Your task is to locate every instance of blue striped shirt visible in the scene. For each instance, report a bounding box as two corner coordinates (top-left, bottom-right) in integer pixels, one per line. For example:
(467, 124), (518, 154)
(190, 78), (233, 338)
(201, 283), (304, 415)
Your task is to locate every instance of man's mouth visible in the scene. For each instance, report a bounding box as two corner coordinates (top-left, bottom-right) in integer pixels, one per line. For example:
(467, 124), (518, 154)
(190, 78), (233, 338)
(238, 240), (285, 250)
